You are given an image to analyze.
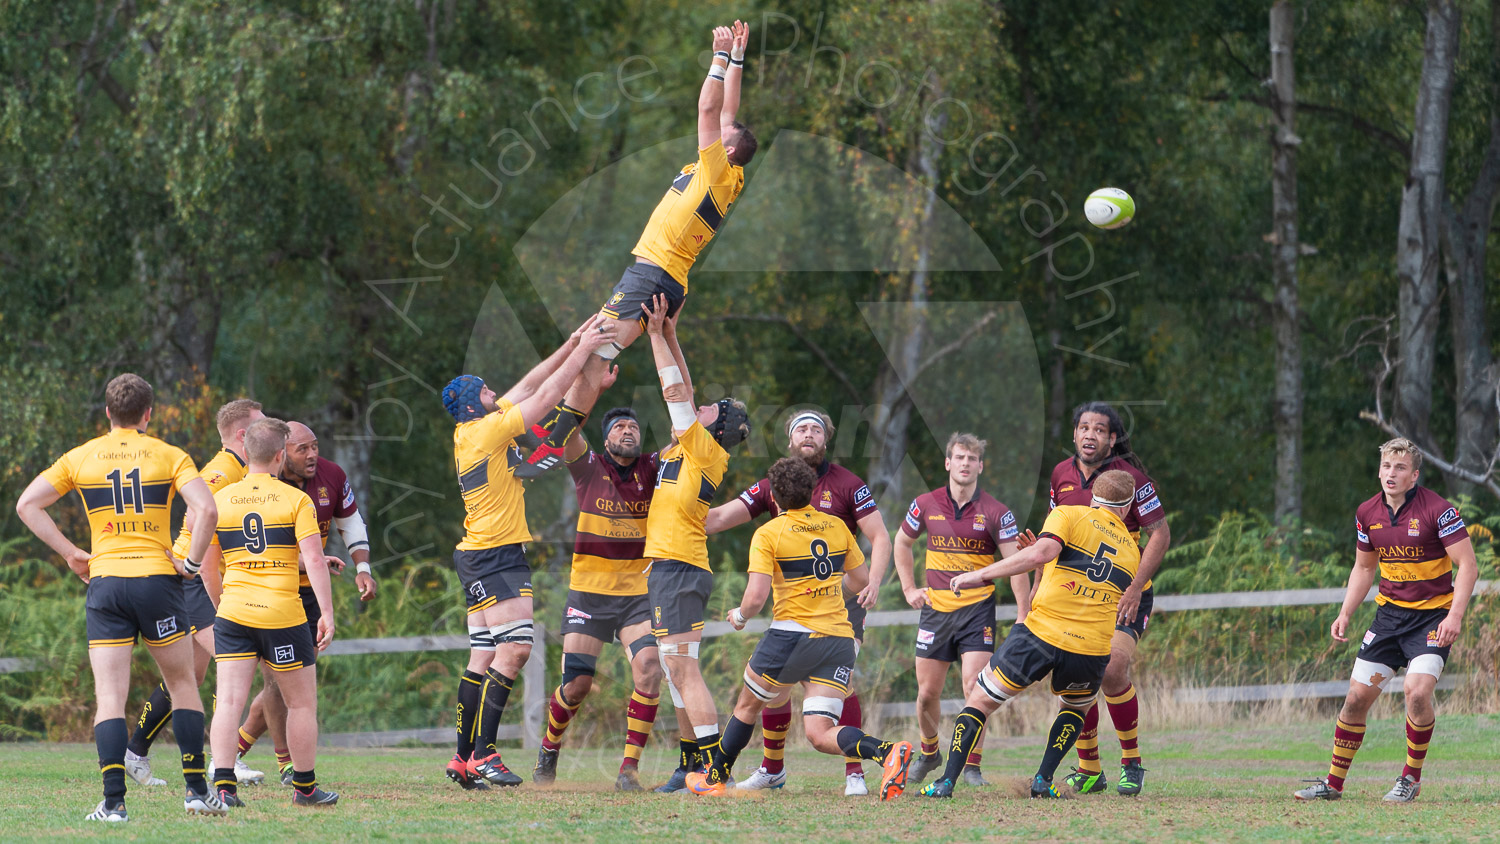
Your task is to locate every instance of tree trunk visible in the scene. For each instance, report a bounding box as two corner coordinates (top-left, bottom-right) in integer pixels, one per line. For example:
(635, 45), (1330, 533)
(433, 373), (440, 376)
(1269, 1), (1303, 523)
(1394, 0), (1460, 451)
(1440, 0), (1500, 494)
(136, 232), (222, 397)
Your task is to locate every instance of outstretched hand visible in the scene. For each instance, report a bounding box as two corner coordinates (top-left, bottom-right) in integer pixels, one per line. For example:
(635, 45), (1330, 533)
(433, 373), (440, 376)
(712, 26), (733, 53)
(731, 20), (749, 59)
(600, 363), (620, 390)
(642, 294), (670, 336)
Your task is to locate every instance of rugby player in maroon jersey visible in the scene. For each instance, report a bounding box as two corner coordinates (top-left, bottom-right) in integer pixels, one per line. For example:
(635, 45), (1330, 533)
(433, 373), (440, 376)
(894, 433), (1030, 789)
(530, 385), (668, 792)
(703, 409), (891, 796)
(1043, 402), (1170, 796)
(1294, 438), (1477, 803)
(228, 422), (374, 785)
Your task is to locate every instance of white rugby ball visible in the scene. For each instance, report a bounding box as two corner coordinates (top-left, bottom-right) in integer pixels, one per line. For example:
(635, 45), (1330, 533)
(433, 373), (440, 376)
(1084, 187), (1135, 230)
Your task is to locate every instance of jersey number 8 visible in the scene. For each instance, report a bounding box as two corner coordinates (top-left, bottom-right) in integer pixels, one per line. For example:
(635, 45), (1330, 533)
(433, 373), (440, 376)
(243, 512), (266, 555)
(810, 538), (835, 581)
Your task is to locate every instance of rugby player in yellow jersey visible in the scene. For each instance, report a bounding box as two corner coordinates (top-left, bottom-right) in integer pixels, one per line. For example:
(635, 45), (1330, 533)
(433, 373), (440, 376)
(441, 315), (616, 789)
(520, 21), (759, 473)
(15, 374), (226, 821)
(920, 470), (1142, 800)
(685, 458), (914, 799)
(640, 294), (749, 792)
(124, 398), (265, 788)
(206, 418), (338, 808)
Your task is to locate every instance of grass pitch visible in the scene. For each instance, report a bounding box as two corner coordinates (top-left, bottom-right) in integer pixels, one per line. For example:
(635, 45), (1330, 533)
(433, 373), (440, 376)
(2, 714), (1497, 842)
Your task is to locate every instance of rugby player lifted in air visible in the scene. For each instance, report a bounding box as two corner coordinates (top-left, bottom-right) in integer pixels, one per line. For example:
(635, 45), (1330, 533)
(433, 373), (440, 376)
(922, 470), (1143, 800)
(705, 410), (892, 796)
(518, 21), (758, 475)
(531, 397), (667, 793)
(233, 421), (377, 786)
(208, 418), (339, 808)
(123, 399), (264, 788)
(686, 458), (913, 800)
(1295, 438), (1478, 803)
(640, 294), (750, 794)
(442, 315), (615, 789)
(895, 433), (1030, 788)
(1047, 402), (1169, 797)
(16, 374), (226, 821)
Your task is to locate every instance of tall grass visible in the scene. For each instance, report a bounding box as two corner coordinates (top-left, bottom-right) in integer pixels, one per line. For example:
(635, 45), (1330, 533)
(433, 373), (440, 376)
(2, 506), (1496, 743)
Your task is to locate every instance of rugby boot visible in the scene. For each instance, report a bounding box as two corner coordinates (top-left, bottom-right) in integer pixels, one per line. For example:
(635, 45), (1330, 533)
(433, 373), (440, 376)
(961, 765), (990, 787)
(124, 750), (165, 787)
(445, 754), (489, 791)
(615, 767), (644, 792)
(907, 751), (943, 785)
(1030, 774), (1072, 799)
(84, 801), (128, 822)
(1117, 761), (1147, 796)
(234, 756), (265, 785)
(533, 747), (559, 785)
(1293, 779), (1342, 801)
(1382, 774), (1420, 803)
(654, 767), (689, 793)
(1062, 767), (1108, 794)
(292, 787), (340, 807)
(218, 789), (246, 808)
(878, 741), (914, 801)
(469, 752), (523, 787)
(684, 770), (728, 797)
(920, 777), (955, 799)
(184, 787), (229, 817)
(845, 772), (868, 796)
(735, 767), (788, 791)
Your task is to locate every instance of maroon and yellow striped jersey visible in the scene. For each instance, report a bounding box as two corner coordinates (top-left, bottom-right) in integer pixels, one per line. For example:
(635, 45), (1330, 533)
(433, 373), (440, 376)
(567, 450), (660, 596)
(900, 486), (1019, 613)
(1355, 486), (1469, 611)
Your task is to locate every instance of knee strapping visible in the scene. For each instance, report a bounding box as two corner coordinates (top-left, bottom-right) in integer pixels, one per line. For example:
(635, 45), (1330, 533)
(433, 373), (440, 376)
(1408, 653), (1446, 680)
(659, 660), (686, 709)
(492, 619), (535, 647)
(977, 669), (1014, 704)
(561, 653), (598, 687)
(1352, 658), (1396, 690)
(595, 342), (623, 361)
(803, 695), (844, 721)
(743, 671), (778, 703)
(658, 641), (700, 660)
(468, 625), (496, 652)
(627, 635), (658, 660)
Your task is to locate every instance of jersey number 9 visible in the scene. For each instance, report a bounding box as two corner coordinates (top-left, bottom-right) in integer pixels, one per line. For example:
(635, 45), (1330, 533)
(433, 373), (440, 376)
(243, 512), (266, 555)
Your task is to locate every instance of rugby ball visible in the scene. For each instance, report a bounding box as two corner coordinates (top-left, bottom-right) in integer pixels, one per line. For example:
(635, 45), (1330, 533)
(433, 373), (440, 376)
(1084, 187), (1135, 230)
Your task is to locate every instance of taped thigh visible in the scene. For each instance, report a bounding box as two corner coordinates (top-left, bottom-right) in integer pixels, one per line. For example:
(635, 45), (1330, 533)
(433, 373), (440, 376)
(803, 695), (844, 721)
(491, 619), (535, 647)
(1407, 653), (1446, 680)
(468, 625), (496, 652)
(658, 641), (700, 660)
(977, 666), (1023, 704)
(741, 669), (780, 703)
(627, 634), (658, 660)
(1351, 658), (1396, 690)
(561, 652), (599, 687)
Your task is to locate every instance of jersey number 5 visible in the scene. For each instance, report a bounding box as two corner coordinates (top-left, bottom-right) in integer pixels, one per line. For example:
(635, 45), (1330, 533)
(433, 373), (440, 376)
(243, 512), (266, 555)
(1085, 542), (1117, 583)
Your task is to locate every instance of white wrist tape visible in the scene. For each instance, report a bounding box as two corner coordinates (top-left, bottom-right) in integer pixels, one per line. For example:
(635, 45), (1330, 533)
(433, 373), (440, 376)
(335, 511), (370, 552)
(707, 66), (726, 81)
(183, 558), (202, 575)
(355, 562), (372, 575)
(667, 401), (697, 431)
(730, 44), (746, 62)
(730, 607), (746, 627)
(658, 365), (684, 387)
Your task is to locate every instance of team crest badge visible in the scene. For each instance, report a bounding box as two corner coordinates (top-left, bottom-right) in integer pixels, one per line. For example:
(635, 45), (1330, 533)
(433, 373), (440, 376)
(982, 626), (993, 645)
(609, 292), (624, 305)
(973, 512), (986, 531)
(1426, 629), (1441, 647)
(1408, 518), (1421, 537)
(318, 485), (331, 506)
(654, 606), (663, 623)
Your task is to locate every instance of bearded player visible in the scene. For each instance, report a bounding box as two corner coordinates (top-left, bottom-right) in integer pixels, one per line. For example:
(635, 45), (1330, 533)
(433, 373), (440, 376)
(922, 470), (1142, 800)
(704, 409), (891, 796)
(1294, 438), (1477, 803)
(519, 21), (758, 473)
(531, 400), (666, 792)
(895, 433), (1030, 788)
(231, 421), (377, 785)
(640, 294), (750, 793)
(1048, 402), (1170, 796)
(123, 399), (264, 788)
(442, 315), (615, 789)
(686, 458), (913, 799)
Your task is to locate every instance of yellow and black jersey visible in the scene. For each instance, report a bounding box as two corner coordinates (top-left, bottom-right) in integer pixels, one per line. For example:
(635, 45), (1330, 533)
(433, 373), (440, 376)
(631, 139), (745, 288)
(749, 506), (866, 638)
(454, 400), (532, 550)
(643, 422), (728, 571)
(171, 448), (247, 560)
(211, 474), (321, 629)
(41, 429), (199, 579)
(1027, 505), (1142, 656)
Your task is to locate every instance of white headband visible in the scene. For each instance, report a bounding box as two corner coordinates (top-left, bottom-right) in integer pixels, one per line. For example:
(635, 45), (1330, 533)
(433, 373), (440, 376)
(1092, 493), (1133, 509)
(787, 412), (825, 438)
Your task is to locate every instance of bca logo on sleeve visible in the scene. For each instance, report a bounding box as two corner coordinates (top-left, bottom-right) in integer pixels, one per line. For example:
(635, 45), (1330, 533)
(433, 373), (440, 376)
(274, 645), (296, 664)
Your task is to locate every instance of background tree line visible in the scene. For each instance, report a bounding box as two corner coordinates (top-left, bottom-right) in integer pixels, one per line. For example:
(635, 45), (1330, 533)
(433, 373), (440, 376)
(3, 0), (1498, 577)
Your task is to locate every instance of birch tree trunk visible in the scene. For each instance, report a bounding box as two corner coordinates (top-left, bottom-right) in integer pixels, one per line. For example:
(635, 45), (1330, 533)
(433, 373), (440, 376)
(1269, 1), (1303, 523)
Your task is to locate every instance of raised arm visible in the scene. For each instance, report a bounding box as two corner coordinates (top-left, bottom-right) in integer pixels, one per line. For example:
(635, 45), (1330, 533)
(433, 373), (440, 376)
(721, 20), (748, 131)
(501, 317), (596, 406)
(644, 295), (696, 437)
(699, 26), (733, 149)
(514, 317), (614, 426)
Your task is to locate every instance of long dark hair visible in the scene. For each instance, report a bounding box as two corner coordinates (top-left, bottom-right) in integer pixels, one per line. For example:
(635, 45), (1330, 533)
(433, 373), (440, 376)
(1070, 401), (1147, 474)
